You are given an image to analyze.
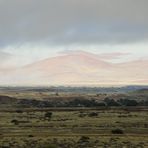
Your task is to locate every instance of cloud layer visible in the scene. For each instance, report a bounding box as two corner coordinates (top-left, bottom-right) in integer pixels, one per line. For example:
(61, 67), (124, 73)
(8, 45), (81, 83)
(0, 0), (148, 47)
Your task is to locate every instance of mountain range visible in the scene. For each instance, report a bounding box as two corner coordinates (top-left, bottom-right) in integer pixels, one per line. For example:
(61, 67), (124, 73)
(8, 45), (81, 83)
(0, 51), (148, 86)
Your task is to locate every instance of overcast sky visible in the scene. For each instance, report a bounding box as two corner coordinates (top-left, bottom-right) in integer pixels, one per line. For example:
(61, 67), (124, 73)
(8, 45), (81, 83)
(0, 0), (148, 66)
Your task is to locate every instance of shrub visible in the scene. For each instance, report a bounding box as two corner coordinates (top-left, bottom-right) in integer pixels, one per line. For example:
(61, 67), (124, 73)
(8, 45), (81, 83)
(28, 134), (34, 137)
(11, 119), (19, 125)
(78, 136), (90, 143)
(104, 98), (120, 106)
(111, 128), (124, 134)
(88, 112), (98, 117)
(118, 99), (138, 106)
(16, 110), (23, 113)
(44, 112), (52, 120)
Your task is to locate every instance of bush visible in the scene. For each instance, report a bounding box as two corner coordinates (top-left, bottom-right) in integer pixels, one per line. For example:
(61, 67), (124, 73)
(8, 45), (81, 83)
(44, 112), (52, 120)
(111, 128), (124, 134)
(104, 98), (120, 106)
(28, 134), (34, 137)
(16, 110), (23, 113)
(11, 119), (19, 125)
(78, 136), (90, 143)
(88, 112), (98, 117)
(118, 99), (138, 106)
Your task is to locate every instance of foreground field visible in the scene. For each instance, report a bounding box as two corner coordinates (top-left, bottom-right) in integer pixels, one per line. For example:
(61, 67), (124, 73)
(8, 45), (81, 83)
(0, 108), (148, 148)
(0, 86), (147, 147)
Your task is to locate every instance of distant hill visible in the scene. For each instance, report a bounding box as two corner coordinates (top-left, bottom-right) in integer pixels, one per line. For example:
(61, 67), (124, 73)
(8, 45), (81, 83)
(0, 51), (148, 85)
(0, 85), (148, 94)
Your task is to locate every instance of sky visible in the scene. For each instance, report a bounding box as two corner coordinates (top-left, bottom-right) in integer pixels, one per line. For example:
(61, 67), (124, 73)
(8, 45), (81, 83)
(0, 0), (148, 85)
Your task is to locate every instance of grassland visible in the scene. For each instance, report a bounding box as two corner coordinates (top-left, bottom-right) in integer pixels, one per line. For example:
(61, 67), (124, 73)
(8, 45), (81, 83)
(0, 108), (148, 147)
(0, 87), (148, 147)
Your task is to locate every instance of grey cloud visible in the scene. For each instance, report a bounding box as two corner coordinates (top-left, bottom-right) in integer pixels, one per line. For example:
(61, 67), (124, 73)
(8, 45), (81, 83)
(0, 0), (148, 47)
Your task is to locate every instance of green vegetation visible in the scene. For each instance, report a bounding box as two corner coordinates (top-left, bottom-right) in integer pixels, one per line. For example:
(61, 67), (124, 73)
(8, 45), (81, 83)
(0, 108), (147, 147)
(0, 87), (147, 147)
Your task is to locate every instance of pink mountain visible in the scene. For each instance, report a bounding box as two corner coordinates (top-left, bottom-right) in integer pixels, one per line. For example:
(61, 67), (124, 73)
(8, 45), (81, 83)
(0, 51), (148, 86)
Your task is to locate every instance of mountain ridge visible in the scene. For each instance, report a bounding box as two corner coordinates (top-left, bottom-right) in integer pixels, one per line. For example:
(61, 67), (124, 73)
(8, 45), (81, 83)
(0, 51), (148, 86)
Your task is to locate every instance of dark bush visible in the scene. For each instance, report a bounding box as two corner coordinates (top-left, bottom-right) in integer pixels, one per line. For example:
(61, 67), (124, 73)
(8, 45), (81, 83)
(78, 136), (90, 143)
(67, 98), (99, 107)
(28, 135), (34, 137)
(44, 112), (52, 120)
(11, 119), (19, 125)
(16, 110), (23, 113)
(104, 98), (120, 106)
(111, 128), (124, 134)
(88, 112), (98, 117)
(97, 102), (106, 106)
(118, 99), (138, 106)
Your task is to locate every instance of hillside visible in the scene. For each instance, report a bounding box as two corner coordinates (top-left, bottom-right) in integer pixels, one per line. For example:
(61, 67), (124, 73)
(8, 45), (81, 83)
(0, 51), (148, 85)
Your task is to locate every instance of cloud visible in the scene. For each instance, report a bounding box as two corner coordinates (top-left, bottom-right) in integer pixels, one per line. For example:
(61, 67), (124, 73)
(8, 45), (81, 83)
(0, 51), (14, 68)
(0, 51), (12, 60)
(59, 50), (130, 59)
(0, 0), (148, 48)
(97, 52), (130, 60)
